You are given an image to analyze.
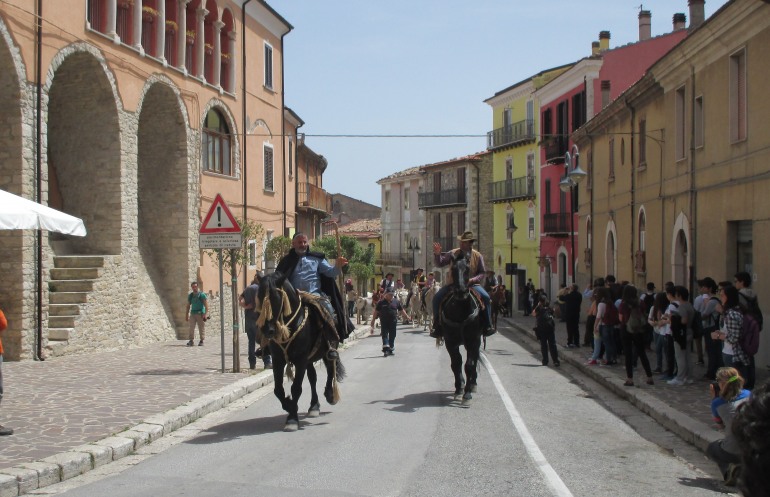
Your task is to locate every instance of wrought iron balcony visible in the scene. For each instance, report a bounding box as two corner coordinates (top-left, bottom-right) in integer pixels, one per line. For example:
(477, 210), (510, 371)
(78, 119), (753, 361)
(486, 119), (536, 150)
(488, 176), (536, 203)
(544, 136), (568, 162)
(377, 252), (413, 268)
(543, 212), (570, 235)
(297, 182), (332, 214)
(418, 188), (466, 209)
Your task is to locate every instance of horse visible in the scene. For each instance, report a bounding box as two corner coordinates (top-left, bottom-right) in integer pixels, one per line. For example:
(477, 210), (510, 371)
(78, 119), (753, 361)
(422, 281), (439, 331)
(355, 295), (372, 325)
(256, 271), (346, 432)
(436, 254), (483, 406)
(408, 282), (427, 326)
(490, 285), (506, 331)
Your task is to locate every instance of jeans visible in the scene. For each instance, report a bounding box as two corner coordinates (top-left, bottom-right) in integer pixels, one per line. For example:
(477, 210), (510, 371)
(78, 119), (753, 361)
(665, 335), (677, 377)
(707, 440), (741, 479)
(722, 354), (748, 381)
(673, 335), (692, 383)
(623, 330), (652, 378)
(381, 320), (397, 350)
(653, 333), (665, 371)
(347, 300), (355, 318)
(704, 330), (723, 379)
(591, 334), (603, 360)
(538, 327), (559, 365)
(600, 325), (617, 362)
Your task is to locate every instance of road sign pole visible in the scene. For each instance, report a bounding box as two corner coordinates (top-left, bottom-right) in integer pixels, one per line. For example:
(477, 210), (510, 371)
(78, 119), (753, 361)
(219, 249), (225, 373)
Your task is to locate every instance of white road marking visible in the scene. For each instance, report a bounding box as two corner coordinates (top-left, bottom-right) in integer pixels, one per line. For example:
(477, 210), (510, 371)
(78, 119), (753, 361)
(481, 353), (575, 497)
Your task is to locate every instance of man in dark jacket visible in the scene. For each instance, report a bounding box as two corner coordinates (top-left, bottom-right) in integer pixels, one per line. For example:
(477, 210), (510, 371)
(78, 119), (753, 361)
(276, 233), (354, 359)
(559, 284), (583, 348)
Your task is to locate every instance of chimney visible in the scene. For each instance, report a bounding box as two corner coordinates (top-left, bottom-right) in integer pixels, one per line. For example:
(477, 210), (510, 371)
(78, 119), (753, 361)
(591, 41), (600, 56)
(599, 31), (611, 51)
(689, 0), (705, 30)
(639, 10), (652, 41)
(673, 13), (687, 31)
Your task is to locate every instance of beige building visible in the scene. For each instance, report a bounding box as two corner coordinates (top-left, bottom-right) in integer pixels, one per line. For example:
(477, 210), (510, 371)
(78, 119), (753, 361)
(574, 0), (770, 367)
(0, 0), (297, 359)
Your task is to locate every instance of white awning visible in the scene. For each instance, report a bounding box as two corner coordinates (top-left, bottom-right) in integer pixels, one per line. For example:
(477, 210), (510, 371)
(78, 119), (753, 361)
(0, 188), (87, 237)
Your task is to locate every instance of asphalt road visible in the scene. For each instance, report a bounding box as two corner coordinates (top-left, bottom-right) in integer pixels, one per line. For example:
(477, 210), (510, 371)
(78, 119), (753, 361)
(38, 323), (734, 497)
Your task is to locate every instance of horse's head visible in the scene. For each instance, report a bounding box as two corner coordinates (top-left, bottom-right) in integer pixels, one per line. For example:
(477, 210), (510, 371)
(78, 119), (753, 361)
(452, 253), (471, 296)
(256, 271), (298, 340)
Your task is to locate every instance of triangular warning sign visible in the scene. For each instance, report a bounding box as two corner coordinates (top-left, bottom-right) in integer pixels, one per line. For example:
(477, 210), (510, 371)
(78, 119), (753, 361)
(200, 194), (241, 233)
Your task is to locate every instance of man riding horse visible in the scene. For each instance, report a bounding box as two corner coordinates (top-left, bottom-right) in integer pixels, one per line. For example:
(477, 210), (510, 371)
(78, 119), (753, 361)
(406, 267), (427, 309)
(276, 232), (354, 359)
(430, 231), (495, 339)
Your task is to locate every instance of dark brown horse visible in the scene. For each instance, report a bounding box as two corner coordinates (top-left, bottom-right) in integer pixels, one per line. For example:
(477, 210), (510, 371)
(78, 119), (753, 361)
(490, 285), (506, 331)
(256, 271), (346, 431)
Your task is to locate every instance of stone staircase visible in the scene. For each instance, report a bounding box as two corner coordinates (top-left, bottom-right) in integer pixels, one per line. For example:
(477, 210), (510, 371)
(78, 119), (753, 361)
(47, 255), (104, 355)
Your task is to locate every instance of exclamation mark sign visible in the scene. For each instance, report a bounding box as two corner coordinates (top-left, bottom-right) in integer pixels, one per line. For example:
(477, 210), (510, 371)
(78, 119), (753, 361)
(217, 206), (222, 227)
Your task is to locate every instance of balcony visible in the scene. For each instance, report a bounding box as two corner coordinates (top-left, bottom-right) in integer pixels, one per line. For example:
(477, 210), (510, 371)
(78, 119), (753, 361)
(543, 212), (570, 235)
(544, 136), (568, 162)
(488, 176), (536, 203)
(418, 188), (467, 209)
(377, 252), (413, 268)
(297, 182), (332, 214)
(486, 119), (536, 150)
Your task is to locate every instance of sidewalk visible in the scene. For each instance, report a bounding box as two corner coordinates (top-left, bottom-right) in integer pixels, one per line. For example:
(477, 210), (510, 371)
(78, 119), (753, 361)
(0, 325), (371, 495)
(499, 312), (768, 452)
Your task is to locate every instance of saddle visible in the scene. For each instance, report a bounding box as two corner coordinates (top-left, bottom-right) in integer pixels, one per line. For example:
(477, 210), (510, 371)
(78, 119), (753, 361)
(298, 291), (340, 341)
(437, 286), (482, 329)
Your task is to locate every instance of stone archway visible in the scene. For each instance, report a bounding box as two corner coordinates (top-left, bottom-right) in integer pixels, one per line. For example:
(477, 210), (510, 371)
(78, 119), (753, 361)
(137, 78), (190, 329)
(47, 50), (122, 255)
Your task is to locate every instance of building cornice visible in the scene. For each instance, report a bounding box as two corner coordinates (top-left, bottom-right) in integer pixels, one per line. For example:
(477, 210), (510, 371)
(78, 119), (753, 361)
(536, 58), (602, 106)
(485, 81), (534, 108)
(247, 1), (292, 39)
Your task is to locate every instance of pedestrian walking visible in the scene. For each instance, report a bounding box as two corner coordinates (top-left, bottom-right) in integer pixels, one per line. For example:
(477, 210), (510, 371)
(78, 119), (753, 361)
(185, 281), (207, 346)
(0, 305), (12, 436)
(371, 288), (410, 355)
(239, 272), (271, 370)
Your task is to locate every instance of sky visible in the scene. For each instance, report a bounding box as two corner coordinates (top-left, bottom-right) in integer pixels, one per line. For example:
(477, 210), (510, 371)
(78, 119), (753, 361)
(275, 0), (729, 207)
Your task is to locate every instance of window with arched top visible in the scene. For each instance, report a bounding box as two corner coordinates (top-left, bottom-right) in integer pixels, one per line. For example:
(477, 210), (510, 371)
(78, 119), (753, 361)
(202, 109), (232, 176)
(635, 210), (647, 273)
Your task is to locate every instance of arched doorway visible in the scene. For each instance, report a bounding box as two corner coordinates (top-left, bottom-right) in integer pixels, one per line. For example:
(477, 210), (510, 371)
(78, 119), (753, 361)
(606, 231), (616, 277)
(673, 229), (688, 286)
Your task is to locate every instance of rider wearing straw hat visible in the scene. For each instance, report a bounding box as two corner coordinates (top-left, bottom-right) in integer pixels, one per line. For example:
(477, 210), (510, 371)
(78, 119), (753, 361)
(429, 231), (495, 339)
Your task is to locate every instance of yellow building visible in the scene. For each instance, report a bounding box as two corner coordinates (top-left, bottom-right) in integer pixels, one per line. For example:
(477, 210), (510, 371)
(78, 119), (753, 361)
(574, 0), (770, 368)
(484, 65), (571, 310)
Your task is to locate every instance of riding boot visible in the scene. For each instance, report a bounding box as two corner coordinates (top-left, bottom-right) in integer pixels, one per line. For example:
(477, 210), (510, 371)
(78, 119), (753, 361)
(429, 324), (443, 339)
(326, 340), (339, 360)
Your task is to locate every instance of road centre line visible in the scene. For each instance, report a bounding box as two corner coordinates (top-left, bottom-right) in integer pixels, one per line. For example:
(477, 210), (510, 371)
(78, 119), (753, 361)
(481, 353), (574, 497)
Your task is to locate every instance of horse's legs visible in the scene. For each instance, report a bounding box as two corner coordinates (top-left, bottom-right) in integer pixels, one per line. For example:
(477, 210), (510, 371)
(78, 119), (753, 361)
(446, 341), (464, 398)
(306, 363), (321, 417)
(283, 361), (307, 431)
(271, 355), (290, 413)
(322, 358), (337, 405)
(462, 337), (482, 405)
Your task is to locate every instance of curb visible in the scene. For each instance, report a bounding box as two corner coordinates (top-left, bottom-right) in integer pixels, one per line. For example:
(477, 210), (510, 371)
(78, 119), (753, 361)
(0, 325), (372, 497)
(503, 317), (721, 453)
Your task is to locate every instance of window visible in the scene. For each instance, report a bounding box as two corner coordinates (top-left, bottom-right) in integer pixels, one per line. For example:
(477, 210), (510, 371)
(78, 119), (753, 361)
(572, 90), (586, 131)
(620, 139), (625, 166)
(263, 144), (274, 191)
(403, 233), (410, 253)
(248, 240), (257, 268)
(506, 212), (514, 241)
(457, 168), (466, 203)
(694, 96), (704, 148)
(608, 138), (615, 180)
(384, 191), (390, 211)
(505, 157), (513, 180)
(639, 119), (647, 166)
(675, 86), (686, 160)
(403, 188), (410, 210)
(445, 213), (453, 237)
(457, 212), (465, 234)
(730, 49), (747, 143)
(528, 208), (535, 240)
(542, 109), (552, 139)
(544, 179), (551, 214)
(638, 212), (646, 251)
(433, 213), (441, 240)
(264, 42), (274, 90)
(202, 109), (232, 176)
(288, 137), (294, 177)
(526, 100), (534, 135)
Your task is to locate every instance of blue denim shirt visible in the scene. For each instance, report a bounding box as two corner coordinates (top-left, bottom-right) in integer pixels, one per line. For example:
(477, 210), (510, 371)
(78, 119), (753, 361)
(289, 254), (341, 294)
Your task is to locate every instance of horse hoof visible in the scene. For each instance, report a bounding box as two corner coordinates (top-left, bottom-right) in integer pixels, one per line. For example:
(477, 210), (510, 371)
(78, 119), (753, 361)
(461, 393), (472, 407)
(470, 384), (478, 393)
(324, 387), (336, 405)
(307, 403), (321, 418)
(284, 419), (299, 432)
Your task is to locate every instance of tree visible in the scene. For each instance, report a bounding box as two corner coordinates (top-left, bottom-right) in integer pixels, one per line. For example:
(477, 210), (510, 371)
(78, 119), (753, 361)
(311, 235), (375, 290)
(203, 217), (264, 278)
(265, 235), (292, 268)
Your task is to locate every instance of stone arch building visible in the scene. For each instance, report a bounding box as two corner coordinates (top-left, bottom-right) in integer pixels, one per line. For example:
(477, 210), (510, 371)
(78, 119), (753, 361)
(0, 1), (296, 360)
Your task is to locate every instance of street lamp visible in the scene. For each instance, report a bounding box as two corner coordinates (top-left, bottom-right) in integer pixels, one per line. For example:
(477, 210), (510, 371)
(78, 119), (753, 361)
(408, 237), (420, 276)
(559, 144), (587, 286)
(507, 212), (518, 315)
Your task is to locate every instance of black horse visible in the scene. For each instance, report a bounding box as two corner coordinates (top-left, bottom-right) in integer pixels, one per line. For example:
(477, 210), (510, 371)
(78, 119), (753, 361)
(438, 254), (483, 406)
(256, 271), (346, 431)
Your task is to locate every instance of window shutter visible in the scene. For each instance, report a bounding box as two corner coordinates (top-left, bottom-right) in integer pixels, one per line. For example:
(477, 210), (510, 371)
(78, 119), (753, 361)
(264, 145), (274, 191)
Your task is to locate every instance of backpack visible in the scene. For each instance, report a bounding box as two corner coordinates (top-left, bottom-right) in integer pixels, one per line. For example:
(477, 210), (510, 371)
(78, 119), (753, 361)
(536, 305), (555, 333)
(740, 312), (761, 356)
(626, 307), (645, 334)
(602, 301), (619, 326)
(742, 295), (764, 331)
(691, 310), (704, 340)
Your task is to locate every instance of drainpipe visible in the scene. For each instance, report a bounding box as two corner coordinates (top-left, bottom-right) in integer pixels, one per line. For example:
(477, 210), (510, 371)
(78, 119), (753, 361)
(689, 66), (697, 294)
(281, 30), (288, 237)
(35, 0), (44, 361)
(588, 135), (594, 286)
(628, 99), (636, 284)
(241, 0), (251, 290)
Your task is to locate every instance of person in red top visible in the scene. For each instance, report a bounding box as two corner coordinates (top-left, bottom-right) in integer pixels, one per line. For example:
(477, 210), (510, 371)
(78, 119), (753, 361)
(0, 306), (12, 435)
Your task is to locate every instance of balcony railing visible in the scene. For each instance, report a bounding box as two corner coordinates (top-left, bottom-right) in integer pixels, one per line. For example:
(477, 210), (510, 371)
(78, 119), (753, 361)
(486, 119), (536, 150)
(377, 252), (413, 268)
(544, 136), (568, 162)
(297, 182), (332, 214)
(488, 176), (536, 203)
(418, 188), (466, 209)
(543, 212), (570, 234)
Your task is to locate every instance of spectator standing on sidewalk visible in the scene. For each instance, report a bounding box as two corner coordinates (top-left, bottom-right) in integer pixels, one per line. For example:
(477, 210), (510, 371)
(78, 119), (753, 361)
(618, 285), (654, 386)
(734, 271), (761, 389)
(0, 305), (12, 436)
(587, 287), (611, 365)
(668, 286), (695, 386)
(185, 281), (207, 346)
(712, 285), (748, 381)
(641, 282), (656, 350)
(595, 287), (619, 365)
(695, 277), (722, 380)
(559, 284), (582, 348)
(533, 294), (559, 367)
(706, 367), (750, 486)
(731, 380), (770, 497)
(345, 279), (357, 319)
(648, 292), (670, 374)
(658, 283), (678, 381)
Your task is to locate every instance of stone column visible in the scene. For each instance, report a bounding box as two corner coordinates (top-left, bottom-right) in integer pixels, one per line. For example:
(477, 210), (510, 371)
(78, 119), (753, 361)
(133, 0), (142, 51)
(107, 0), (118, 42)
(212, 20), (224, 88)
(196, 7), (208, 79)
(227, 30), (236, 93)
(177, 0), (191, 72)
(157, 0), (166, 63)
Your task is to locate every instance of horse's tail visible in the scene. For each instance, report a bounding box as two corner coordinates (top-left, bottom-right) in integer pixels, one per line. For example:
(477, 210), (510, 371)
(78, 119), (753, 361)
(334, 357), (346, 381)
